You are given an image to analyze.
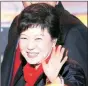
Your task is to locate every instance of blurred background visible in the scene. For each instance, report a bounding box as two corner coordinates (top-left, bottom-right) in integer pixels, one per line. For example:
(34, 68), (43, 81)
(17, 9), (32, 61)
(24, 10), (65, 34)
(0, 1), (87, 62)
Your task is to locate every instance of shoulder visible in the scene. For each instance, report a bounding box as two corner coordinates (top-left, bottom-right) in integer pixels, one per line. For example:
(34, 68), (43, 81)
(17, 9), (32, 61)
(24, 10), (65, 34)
(60, 59), (86, 86)
(60, 59), (85, 73)
(64, 24), (88, 45)
(55, 3), (82, 25)
(55, 3), (88, 44)
(65, 59), (84, 70)
(59, 59), (85, 76)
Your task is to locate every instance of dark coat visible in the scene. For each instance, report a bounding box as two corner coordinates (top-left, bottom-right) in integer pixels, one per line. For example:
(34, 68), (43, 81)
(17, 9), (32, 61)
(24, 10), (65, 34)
(12, 60), (86, 86)
(1, 2), (88, 86)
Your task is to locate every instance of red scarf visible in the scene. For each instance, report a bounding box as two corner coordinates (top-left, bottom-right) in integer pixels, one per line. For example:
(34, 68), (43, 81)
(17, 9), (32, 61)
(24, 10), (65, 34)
(23, 55), (51, 86)
(11, 46), (21, 86)
(23, 63), (43, 86)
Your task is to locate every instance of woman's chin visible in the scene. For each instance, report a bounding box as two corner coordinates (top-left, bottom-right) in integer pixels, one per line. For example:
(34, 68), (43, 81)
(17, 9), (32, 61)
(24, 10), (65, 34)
(27, 60), (40, 65)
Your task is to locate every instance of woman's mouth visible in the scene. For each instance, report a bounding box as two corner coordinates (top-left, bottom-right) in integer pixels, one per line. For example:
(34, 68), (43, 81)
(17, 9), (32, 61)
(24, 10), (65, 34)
(27, 52), (39, 58)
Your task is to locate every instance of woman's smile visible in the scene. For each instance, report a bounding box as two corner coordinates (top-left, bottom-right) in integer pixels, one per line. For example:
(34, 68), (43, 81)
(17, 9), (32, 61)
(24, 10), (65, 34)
(27, 52), (39, 58)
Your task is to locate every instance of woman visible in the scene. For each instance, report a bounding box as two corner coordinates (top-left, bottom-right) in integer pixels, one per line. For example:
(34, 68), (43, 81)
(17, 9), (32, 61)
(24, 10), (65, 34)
(2, 3), (86, 86)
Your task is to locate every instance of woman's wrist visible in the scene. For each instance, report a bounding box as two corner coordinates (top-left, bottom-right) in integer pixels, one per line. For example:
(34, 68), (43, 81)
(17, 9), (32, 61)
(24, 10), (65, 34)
(54, 76), (64, 85)
(45, 76), (64, 86)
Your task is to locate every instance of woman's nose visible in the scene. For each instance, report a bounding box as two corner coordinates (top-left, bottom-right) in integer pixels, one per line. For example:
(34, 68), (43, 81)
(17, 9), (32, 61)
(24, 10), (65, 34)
(27, 41), (36, 50)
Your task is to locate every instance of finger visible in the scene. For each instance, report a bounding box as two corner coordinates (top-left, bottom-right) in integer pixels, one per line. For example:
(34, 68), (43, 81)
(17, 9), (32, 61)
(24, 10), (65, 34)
(59, 45), (62, 52)
(56, 45), (62, 53)
(55, 45), (62, 58)
(42, 60), (48, 72)
(51, 46), (56, 56)
(49, 46), (56, 63)
(61, 56), (68, 65)
(56, 45), (61, 53)
(66, 50), (68, 56)
(59, 47), (65, 62)
(61, 47), (65, 55)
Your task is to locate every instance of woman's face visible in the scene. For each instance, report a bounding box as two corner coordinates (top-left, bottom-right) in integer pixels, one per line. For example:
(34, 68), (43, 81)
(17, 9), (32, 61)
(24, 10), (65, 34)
(19, 25), (56, 64)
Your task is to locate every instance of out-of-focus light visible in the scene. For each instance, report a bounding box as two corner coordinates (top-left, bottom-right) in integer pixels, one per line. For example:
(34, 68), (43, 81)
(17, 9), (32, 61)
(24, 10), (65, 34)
(76, 14), (87, 26)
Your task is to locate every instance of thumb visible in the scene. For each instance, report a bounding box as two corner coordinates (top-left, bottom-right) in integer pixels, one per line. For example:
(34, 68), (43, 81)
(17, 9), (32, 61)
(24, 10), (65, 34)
(42, 60), (48, 73)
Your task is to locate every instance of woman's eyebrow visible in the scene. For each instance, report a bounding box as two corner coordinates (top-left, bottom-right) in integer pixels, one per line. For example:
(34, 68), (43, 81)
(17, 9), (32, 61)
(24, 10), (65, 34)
(20, 33), (44, 37)
(35, 34), (44, 36)
(20, 34), (28, 36)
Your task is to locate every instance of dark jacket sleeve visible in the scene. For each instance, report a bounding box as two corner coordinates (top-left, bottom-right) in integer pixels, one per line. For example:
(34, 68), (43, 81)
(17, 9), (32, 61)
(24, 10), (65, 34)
(63, 25), (88, 85)
(7, 15), (19, 48)
(2, 15), (19, 65)
(1, 15), (19, 86)
(60, 60), (86, 86)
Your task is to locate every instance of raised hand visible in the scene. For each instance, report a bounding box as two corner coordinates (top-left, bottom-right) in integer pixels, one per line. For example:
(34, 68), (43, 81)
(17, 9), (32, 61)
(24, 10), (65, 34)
(42, 45), (68, 83)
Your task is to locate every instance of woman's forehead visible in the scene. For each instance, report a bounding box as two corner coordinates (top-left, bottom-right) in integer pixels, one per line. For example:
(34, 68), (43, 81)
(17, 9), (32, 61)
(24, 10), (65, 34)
(20, 26), (49, 37)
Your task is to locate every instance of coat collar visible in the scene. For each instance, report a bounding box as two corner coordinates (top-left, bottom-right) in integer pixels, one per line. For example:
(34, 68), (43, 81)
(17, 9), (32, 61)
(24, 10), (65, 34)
(13, 64), (46, 86)
(13, 64), (23, 86)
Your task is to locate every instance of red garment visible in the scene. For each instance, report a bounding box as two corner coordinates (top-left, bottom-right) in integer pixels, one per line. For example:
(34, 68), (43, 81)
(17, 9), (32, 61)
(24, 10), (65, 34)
(23, 55), (51, 86)
(11, 46), (21, 86)
(23, 63), (43, 86)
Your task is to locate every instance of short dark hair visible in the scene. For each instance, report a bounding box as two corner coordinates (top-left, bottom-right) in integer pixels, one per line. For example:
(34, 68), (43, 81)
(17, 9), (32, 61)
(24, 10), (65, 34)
(18, 3), (61, 40)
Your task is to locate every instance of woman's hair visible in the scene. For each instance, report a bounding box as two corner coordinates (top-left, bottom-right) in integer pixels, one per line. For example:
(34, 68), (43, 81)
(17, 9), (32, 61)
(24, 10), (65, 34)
(17, 3), (61, 40)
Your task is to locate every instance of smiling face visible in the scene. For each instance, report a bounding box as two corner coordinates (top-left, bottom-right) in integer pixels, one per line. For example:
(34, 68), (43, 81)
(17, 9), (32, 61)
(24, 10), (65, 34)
(19, 25), (57, 65)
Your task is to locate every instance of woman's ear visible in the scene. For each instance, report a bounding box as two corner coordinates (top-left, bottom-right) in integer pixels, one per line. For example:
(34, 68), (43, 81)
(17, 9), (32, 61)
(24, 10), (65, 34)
(52, 39), (57, 47)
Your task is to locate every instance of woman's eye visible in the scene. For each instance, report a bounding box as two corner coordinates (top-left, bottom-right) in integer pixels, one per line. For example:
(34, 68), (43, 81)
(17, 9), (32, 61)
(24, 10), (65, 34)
(20, 37), (27, 39)
(35, 38), (42, 40)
